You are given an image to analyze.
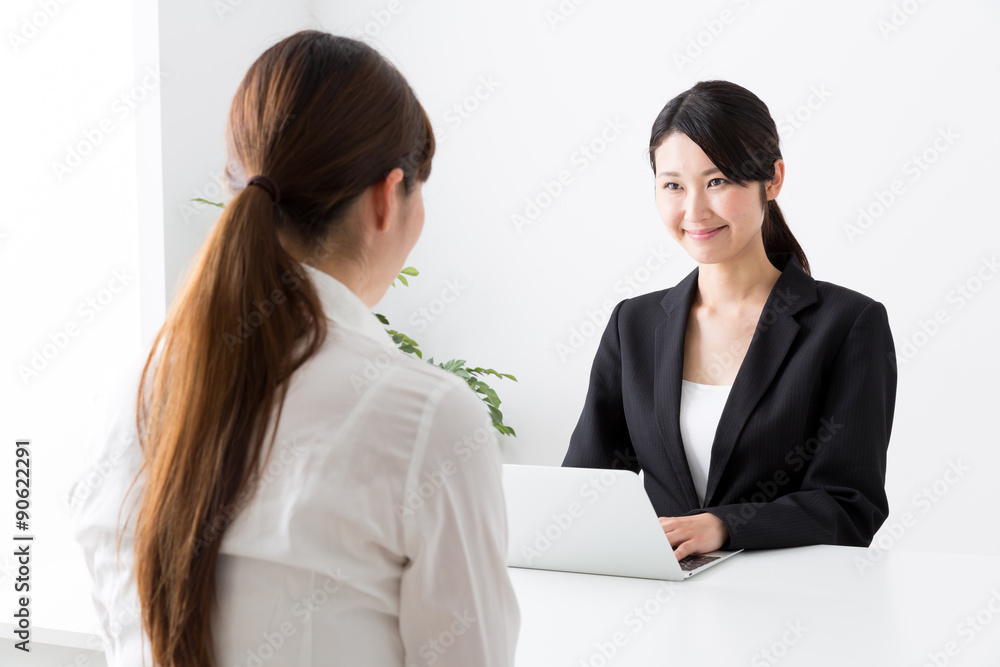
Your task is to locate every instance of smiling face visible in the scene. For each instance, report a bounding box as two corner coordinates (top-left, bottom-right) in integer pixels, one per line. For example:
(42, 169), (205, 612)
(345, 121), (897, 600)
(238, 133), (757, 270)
(653, 131), (781, 267)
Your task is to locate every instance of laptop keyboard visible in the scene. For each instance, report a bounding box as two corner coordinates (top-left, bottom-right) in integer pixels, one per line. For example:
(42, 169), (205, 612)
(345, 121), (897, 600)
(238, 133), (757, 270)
(678, 554), (720, 572)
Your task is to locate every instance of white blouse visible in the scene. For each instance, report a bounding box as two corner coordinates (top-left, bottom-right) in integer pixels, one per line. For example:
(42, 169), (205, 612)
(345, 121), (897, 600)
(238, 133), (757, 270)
(678, 380), (732, 507)
(68, 261), (520, 667)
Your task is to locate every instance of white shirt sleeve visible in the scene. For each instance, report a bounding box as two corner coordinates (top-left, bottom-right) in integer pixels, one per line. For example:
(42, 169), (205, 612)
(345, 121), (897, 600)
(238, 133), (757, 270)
(397, 378), (520, 667)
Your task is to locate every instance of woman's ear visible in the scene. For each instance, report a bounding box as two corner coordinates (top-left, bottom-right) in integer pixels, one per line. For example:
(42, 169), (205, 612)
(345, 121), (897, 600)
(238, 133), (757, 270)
(766, 159), (785, 200)
(371, 168), (406, 231)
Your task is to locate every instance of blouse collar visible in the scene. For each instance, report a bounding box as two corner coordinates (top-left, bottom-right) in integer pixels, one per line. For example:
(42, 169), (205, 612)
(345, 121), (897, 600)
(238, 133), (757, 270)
(297, 262), (397, 349)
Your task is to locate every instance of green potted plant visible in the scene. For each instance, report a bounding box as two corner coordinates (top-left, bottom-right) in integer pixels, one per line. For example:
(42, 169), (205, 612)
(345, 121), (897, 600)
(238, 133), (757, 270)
(380, 267), (517, 436)
(193, 197), (518, 436)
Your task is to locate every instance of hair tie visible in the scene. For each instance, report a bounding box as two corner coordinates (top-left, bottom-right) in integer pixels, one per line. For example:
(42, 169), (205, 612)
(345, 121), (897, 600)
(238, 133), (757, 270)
(247, 175), (281, 204)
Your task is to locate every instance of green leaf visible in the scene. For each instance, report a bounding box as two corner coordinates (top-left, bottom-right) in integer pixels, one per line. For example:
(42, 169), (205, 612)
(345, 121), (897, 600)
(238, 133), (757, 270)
(482, 386), (501, 408)
(440, 359), (466, 373)
(400, 344), (420, 357)
(191, 197), (224, 208)
(382, 326), (423, 360)
(374, 269), (516, 437)
(391, 267), (420, 287)
(468, 367), (517, 382)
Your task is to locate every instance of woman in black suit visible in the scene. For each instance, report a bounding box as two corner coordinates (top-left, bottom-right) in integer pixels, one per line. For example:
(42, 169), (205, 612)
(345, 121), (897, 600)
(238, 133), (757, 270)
(563, 80), (897, 560)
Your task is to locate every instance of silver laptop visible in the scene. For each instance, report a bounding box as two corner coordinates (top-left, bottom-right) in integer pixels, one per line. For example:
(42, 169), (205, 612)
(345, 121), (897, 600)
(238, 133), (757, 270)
(501, 464), (742, 580)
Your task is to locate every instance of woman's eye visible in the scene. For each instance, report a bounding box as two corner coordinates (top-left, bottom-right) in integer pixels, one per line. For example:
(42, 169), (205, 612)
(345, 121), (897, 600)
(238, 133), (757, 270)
(662, 179), (725, 190)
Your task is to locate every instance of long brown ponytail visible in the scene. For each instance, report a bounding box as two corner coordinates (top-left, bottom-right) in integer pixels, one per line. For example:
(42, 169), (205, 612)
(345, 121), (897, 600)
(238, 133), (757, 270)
(648, 80), (810, 275)
(130, 31), (434, 667)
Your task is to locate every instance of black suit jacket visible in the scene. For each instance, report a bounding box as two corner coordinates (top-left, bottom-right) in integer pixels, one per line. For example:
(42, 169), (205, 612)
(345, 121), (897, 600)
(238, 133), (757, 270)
(562, 252), (897, 550)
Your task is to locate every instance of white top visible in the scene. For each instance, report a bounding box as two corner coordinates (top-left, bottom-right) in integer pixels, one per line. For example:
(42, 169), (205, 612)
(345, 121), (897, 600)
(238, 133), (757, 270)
(678, 380), (732, 507)
(68, 261), (520, 667)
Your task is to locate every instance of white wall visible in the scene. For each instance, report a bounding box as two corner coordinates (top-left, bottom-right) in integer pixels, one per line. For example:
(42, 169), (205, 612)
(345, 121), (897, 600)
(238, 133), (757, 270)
(3, 0), (998, 662)
(0, 0), (140, 646)
(158, 0), (1000, 558)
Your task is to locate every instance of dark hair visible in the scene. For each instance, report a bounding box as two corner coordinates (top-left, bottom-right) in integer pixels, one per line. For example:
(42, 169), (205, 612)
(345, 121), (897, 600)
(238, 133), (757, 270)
(130, 31), (434, 667)
(648, 80), (809, 275)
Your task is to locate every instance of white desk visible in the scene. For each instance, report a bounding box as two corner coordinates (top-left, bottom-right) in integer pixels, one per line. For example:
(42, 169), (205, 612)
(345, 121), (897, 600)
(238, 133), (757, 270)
(509, 545), (1000, 666)
(5, 545), (1000, 666)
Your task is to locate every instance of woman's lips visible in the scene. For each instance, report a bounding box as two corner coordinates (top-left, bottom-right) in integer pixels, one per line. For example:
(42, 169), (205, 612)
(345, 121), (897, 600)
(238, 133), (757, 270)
(686, 226), (726, 240)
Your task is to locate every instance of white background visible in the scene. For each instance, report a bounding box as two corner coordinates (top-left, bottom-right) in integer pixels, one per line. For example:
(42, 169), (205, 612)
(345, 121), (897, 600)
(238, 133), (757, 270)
(2, 0), (999, 662)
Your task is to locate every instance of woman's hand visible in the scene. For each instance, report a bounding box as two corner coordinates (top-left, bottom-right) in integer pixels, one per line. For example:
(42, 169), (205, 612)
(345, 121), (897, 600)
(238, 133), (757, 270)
(658, 513), (729, 561)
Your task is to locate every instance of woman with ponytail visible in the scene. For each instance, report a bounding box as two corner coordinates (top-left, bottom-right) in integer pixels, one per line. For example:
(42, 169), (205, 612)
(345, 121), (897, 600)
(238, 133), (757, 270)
(71, 31), (518, 667)
(563, 81), (897, 561)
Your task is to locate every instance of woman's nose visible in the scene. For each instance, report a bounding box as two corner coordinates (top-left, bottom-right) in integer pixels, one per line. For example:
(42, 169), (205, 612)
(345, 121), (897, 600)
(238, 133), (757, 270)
(684, 190), (711, 222)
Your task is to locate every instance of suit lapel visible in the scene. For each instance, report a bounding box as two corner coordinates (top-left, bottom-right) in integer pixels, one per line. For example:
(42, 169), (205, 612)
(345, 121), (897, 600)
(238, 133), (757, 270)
(654, 266), (701, 509)
(653, 253), (818, 509)
(703, 253), (817, 505)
